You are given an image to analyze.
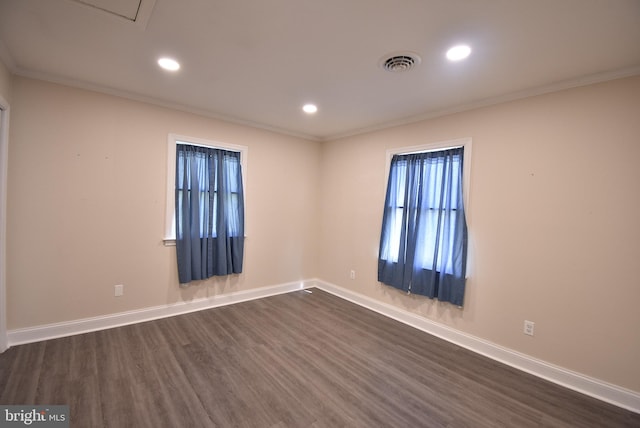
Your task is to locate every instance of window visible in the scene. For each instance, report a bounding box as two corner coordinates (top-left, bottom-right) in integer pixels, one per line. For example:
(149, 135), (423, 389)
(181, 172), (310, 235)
(175, 145), (243, 240)
(378, 138), (470, 306)
(165, 134), (247, 283)
(164, 134), (247, 243)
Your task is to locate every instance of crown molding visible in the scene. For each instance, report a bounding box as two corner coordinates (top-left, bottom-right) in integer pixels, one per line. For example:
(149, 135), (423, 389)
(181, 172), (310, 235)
(325, 65), (640, 141)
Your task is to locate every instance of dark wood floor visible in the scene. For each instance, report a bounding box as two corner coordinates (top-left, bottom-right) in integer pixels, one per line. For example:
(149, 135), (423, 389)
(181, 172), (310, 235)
(1, 288), (638, 427)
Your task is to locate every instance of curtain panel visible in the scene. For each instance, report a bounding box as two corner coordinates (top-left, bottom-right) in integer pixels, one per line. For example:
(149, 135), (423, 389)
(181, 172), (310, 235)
(378, 148), (468, 306)
(175, 144), (244, 284)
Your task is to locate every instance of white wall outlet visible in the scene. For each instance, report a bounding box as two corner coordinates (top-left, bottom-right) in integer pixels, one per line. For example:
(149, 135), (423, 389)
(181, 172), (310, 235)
(114, 284), (124, 297)
(524, 320), (535, 336)
(350, 270), (356, 280)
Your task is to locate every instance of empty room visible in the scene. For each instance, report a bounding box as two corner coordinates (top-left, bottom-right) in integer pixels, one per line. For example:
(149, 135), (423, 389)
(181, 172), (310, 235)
(0, 0), (639, 427)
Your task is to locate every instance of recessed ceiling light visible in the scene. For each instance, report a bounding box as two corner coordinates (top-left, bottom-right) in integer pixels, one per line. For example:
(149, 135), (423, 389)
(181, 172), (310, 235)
(303, 104), (318, 114)
(446, 45), (471, 61)
(158, 57), (180, 71)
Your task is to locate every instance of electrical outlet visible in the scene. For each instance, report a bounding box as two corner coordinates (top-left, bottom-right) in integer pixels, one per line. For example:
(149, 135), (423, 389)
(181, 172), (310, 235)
(350, 270), (356, 280)
(524, 320), (535, 336)
(114, 284), (124, 297)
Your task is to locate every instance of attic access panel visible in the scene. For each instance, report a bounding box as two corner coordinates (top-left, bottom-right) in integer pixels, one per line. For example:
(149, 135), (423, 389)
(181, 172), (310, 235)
(71, 0), (141, 22)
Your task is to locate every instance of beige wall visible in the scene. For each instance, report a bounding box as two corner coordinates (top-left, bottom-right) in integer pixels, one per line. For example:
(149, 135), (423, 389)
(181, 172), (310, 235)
(318, 75), (640, 392)
(6, 72), (640, 394)
(7, 77), (320, 328)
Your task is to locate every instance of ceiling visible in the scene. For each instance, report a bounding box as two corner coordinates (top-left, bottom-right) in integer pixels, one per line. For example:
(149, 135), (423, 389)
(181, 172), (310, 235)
(1, 0), (639, 141)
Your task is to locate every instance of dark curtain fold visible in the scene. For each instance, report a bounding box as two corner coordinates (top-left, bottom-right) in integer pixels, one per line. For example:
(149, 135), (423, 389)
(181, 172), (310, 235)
(378, 148), (468, 306)
(175, 145), (244, 284)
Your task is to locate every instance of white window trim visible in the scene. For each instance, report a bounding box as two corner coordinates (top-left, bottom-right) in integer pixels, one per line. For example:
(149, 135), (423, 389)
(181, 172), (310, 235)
(0, 95), (9, 352)
(163, 133), (248, 246)
(385, 137), (472, 209)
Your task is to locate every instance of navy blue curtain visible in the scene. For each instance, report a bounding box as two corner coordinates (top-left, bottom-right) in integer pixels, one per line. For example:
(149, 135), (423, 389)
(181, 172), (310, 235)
(378, 148), (468, 306)
(175, 145), (244, 284)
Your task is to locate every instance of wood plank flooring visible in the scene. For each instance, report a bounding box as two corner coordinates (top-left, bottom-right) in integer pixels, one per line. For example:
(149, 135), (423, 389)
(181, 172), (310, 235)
(1, 288), (638, 427)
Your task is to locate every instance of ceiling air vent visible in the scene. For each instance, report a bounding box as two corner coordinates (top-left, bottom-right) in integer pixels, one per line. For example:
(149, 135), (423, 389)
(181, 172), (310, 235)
(380, 52), (421, 72)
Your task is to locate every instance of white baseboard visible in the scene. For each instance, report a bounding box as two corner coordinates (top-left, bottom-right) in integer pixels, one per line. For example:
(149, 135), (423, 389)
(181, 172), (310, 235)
(7, 280), (308, 347)
(310, 279), (640, 414)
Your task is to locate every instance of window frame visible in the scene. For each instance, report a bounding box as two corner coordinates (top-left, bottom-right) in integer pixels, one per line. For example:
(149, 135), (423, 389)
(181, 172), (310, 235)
(384, 137), (472, 210)
(164, 133), (248, 246)
(382, 137), (472, 277)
